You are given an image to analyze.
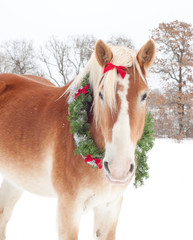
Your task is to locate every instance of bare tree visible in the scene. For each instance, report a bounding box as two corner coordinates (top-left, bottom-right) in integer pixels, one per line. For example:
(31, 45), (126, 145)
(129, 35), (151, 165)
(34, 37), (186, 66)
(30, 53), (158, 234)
(107, 34), (135, 49)
(0, 53), (9, 73)
(0, 40), (43, 76)
(40, 35), (96, 86)
(39, 37), (70, 86)
(68, 35), (96, 75)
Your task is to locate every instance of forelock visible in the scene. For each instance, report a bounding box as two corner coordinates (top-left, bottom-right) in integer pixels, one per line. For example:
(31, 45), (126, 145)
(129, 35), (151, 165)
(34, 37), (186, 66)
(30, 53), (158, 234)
(93, 45), (145, 124)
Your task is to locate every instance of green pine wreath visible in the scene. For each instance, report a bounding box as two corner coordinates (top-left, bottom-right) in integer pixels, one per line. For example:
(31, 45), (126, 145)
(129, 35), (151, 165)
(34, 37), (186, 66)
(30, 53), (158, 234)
(68, 73), (155, 187)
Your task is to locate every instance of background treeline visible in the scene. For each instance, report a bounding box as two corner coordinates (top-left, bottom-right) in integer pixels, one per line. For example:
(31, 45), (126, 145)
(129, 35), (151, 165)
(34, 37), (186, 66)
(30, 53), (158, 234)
(0, 20), (192, 139)
(149, 20), (193, 139)
(0, 35), (134, 86)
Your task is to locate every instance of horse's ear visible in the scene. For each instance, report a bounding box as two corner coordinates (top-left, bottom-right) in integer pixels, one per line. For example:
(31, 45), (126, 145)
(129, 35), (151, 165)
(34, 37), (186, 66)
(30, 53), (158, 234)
(137, 39), (156, 69)
(95, 40), (113, 67)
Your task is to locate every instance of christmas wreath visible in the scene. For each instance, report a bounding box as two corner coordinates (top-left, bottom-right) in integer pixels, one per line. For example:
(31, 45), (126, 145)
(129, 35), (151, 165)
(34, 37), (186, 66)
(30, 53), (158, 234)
(68, 73), (155, 187)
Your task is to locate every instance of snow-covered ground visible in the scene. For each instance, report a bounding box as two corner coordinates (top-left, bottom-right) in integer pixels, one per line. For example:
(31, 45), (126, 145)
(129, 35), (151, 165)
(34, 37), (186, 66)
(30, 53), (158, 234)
(1, 138), (193, 240)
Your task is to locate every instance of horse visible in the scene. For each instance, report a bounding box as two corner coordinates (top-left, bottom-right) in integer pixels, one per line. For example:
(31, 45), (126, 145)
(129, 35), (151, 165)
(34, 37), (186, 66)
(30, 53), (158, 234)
(0, 39), (155, 240)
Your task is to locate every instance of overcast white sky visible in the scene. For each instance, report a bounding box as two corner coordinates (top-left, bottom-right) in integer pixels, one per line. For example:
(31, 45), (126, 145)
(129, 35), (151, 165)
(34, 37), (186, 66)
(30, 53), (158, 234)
(1, 0), (193, 50)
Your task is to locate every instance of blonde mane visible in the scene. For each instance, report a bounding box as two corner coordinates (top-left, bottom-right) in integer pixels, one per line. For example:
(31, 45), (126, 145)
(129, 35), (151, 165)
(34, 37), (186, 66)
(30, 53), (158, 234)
(67, 45), (145, 123)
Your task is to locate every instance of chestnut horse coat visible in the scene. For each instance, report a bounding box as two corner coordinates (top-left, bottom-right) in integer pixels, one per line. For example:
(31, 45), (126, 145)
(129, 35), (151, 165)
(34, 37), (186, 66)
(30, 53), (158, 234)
(0, 39), (155, 240)
(0, 73), (125, 198)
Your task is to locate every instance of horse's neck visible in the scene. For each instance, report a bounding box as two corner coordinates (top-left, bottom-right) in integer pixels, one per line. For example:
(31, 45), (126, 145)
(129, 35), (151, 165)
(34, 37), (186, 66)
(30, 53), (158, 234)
(62, 79), (105, 151)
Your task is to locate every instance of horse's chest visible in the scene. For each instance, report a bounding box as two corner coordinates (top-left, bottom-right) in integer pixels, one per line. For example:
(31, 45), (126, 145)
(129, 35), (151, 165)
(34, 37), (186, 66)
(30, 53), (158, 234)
(80, 186), (124, 213)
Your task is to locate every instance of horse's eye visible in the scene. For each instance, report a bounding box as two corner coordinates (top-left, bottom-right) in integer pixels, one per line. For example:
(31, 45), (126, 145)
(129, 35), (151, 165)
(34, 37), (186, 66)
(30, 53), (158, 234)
(99, 91), (103, 101)
(141, 93), (147, 101)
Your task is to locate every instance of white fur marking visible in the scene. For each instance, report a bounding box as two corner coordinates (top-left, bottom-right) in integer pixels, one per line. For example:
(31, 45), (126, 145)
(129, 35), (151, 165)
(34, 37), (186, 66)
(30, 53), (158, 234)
(104, 74), (135, 182)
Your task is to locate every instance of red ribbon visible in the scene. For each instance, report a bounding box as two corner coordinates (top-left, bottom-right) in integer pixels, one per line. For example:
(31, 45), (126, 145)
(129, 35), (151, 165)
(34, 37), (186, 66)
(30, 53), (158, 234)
(85, 154), (103, 169)
(104, 62), (126, 79)
(75, 84), (89, 99)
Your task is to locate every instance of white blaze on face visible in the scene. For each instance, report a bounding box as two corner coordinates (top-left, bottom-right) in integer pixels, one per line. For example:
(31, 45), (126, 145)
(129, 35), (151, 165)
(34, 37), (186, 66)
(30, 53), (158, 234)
(104, 74), (135, 183)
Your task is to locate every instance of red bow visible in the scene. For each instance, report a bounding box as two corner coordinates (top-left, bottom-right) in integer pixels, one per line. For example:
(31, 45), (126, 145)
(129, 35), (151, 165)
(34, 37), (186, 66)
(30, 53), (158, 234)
(104, 62), (126, 79)
(75, 84), (89, 99)
(85, 154), (103, 169)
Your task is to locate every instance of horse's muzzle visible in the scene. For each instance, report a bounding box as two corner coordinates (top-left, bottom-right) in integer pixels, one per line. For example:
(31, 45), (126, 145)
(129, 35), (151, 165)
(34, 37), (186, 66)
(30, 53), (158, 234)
(104, 161), (135, 184)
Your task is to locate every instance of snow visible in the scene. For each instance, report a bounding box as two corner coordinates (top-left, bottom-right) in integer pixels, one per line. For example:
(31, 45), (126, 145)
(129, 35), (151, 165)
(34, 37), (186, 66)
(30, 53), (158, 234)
(1, 138), (193, 240)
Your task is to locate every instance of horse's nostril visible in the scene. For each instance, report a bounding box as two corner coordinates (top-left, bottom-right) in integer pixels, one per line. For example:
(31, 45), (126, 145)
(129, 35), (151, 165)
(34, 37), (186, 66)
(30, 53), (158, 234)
(129, 163), (134, 173)
(104, 161), (110, 174)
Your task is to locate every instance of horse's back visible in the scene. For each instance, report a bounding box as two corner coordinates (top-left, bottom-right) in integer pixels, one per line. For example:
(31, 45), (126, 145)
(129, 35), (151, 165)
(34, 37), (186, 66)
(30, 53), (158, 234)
(0, 73), (55, 90)
(0, 73), (60, 134)
(23, 74), (56, 87)
(0, 74), (62, 196)
(0, 73), (62, 153)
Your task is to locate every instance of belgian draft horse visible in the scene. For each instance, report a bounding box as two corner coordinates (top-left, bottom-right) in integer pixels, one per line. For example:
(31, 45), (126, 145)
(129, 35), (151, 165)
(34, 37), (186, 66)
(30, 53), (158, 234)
(0, 39), (155, 240)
